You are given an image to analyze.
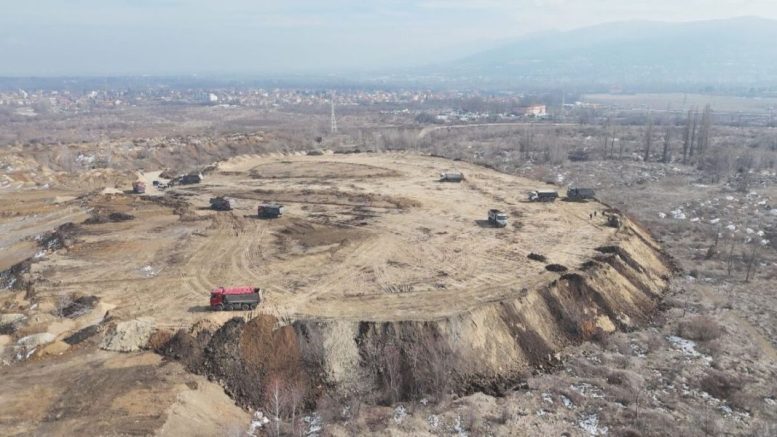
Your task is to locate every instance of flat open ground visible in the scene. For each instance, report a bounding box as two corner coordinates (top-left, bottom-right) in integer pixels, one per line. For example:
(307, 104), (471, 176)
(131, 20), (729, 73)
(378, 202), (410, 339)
(19, 153), (616, 325)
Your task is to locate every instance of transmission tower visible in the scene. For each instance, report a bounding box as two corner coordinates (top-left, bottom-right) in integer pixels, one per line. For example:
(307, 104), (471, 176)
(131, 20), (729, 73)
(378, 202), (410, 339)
(330, 92), (338, 134)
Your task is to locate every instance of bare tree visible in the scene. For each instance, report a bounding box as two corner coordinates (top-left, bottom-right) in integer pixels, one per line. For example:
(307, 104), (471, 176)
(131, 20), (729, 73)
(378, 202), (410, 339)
(602, 118), (611, 160)
(264, 376), (285, 437)
(661, 123), (672, 163)
(688, 108), (699, 160)
(682, 109), (692, 164)
(745, 243), (760, 283)
(643, 112), (654, 162)
(727, 238), (737, 277)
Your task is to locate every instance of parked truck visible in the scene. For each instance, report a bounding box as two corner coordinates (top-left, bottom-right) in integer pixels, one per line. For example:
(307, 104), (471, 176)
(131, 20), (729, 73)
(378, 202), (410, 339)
(528, 190), (559, 202)
(209, 286), (263, 311)
(178, 173), (203, 185)
(210, 196), (233, 211)
(488, 209), (508, 227)
(132, 181), (146, 194)
(566, 187), (596, 201)
(258, 203), (284, 219)
(439, 171), (464, 182)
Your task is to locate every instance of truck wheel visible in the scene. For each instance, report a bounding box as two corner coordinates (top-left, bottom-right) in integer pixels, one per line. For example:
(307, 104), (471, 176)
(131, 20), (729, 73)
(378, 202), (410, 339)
(250, 303), (257, 310)
(242, 303), (250, 311)
(214, 304), (224, 311)
(227, 304), (236, 311)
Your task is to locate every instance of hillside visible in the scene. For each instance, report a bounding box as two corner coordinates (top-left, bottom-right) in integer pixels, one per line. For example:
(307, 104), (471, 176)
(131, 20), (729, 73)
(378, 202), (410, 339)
(443, 17), (777, 89)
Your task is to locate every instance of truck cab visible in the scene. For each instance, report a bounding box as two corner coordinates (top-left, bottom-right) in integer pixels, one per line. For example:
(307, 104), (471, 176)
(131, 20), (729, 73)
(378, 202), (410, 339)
(488, 209), (508, 227)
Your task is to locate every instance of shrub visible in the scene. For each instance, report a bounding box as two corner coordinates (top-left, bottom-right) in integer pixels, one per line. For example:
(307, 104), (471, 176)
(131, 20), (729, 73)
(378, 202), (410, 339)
(678, 316), (724, 342)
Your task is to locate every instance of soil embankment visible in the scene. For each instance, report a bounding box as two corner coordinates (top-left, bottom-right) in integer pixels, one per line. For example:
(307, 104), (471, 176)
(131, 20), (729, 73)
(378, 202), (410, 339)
(162, 216), (674, 408)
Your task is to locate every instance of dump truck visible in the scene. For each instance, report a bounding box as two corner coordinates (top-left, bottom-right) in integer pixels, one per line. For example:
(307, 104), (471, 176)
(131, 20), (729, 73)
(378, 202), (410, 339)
(258, 203), (284, 219)
(209, 286), (262, 311)
(440, 171), (464, 182)
(566, 187), (596, 201)
(132, 181), (146, 194)
(607, 213), (622, 228)
(528, 190), (559, 202)
(210, 196), (233, 211)
(178, 173), (203, 185)
(488, 209), (508, 227)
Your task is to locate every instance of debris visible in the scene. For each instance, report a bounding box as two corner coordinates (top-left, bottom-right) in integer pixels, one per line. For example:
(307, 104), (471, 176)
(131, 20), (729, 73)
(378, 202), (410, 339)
(100, 319), (155, 352)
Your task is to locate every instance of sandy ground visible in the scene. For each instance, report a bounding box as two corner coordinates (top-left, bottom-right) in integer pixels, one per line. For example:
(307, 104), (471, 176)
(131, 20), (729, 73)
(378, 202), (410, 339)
(18, 153), (616, 327)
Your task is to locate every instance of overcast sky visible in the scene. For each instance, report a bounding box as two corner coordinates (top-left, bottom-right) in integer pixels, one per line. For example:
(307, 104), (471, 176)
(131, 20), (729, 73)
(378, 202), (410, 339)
(1, 0), (776, 76)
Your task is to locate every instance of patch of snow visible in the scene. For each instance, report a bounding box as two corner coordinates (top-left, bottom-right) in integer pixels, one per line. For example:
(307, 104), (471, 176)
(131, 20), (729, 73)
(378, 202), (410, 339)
(427, 414), (440, 429)
(571, 383), (605, 399)
(666, 335), (712, 365)
(303, 413), (322, 436)
(453, 415), (469, 436)
(726, 224), (736, 231)
(542, 392), (554, 404)
(670, 209), (686, 220)
(393, 405), (407, 424)
(658, 212), (667, 219)
(139, 265), (159, 278)
(765, 397), (777, 406)
(579, 413), (608, 435)
(247, 411), (270, 436)
(561, 395), (574, 409)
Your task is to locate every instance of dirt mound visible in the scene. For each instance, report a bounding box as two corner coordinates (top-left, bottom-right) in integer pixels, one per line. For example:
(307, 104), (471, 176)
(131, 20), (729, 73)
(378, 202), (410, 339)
(158, 315), (315, 410)
(0, 259), (31, 290)
(83, 211), (135, 224)
(61, 296), (100, 319)
(38, 222), (80, 251)
(100, 319), (155, 352)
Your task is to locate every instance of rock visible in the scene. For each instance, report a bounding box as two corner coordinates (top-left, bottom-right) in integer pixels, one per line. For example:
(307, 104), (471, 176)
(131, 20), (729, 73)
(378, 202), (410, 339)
(100, 319), (155, 352)
(0, 313), (26, 326)
(17, 332), (56, 349)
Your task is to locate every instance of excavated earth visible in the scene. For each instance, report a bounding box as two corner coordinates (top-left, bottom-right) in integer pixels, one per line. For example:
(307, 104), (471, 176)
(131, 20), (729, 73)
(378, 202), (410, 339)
(0, 152), (675, 432)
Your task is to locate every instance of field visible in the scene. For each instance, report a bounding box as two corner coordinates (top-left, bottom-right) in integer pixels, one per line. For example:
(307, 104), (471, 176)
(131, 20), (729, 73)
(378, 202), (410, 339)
(1, 100), (776, 436)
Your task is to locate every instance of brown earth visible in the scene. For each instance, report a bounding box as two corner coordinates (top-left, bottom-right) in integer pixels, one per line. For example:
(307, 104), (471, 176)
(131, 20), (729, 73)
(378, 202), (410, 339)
(0, 152), (673, 434)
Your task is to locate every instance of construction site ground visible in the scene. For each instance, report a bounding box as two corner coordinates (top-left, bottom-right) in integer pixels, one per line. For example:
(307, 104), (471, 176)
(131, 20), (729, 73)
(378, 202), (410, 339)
(0, 152), (622, 435)
(23, 153), (614, 326)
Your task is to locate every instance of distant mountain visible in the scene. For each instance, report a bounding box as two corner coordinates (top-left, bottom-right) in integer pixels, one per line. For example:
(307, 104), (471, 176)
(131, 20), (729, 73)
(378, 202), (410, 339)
(441, 17), (777, 90)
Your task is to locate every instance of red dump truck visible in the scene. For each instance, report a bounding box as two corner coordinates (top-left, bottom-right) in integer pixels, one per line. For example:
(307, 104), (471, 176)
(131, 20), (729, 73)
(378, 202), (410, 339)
(209, 286), (262, 311)
(132, 181), (146, 194)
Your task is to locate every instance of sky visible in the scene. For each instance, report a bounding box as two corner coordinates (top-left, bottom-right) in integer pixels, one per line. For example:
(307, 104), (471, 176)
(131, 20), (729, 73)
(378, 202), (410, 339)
(1, 0), (776, 76)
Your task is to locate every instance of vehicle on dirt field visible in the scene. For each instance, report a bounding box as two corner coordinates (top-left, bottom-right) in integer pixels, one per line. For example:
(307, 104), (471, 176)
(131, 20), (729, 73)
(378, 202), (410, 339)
(607, 212), (622, 228)
(209, 286), (263, 311)
(488, 209), (508, 227)
(528, 190), (559, 202)
(258, 203), (284, 218)
(439, 171), (464, 182)
(132, 181), (146, 194)
(209, 196), (233, 211)
(566, 187), (596, 201)
(179, 173), (203, 185)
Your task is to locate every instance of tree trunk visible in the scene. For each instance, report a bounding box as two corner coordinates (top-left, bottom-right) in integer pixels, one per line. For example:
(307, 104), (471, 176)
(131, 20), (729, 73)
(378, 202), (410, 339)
(643, 113), (654, 162)
(661, 125), (672, 163)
